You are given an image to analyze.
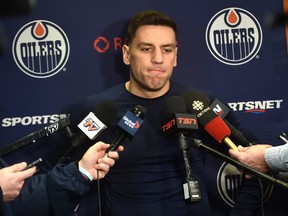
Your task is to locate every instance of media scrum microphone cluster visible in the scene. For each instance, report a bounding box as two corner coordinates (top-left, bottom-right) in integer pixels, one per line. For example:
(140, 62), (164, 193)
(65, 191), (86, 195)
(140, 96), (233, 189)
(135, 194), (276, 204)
(163, 91), (288, 190)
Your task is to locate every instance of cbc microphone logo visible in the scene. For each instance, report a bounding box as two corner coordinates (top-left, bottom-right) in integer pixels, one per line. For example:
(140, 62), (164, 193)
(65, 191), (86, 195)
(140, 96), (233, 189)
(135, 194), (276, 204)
(206, 7), (262, 65)
(12, 20), (70, 78)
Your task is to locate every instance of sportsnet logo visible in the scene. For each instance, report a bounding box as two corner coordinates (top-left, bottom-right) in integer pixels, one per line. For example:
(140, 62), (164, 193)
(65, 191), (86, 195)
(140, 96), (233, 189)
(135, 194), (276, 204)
(13, 20), (70, 78)
(228, 99), (283, 114)
(206, 8), (262, 65)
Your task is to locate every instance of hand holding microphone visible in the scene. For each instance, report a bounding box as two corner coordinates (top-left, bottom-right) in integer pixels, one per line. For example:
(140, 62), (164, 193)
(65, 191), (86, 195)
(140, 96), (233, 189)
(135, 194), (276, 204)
(78, 141), (124, 181)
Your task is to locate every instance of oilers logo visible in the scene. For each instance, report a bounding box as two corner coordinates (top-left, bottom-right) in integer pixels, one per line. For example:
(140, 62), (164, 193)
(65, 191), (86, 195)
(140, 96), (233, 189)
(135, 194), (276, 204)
(12, 20), (70, 78)
(206, 8), (262, 65)
(217, 162), (273, 207)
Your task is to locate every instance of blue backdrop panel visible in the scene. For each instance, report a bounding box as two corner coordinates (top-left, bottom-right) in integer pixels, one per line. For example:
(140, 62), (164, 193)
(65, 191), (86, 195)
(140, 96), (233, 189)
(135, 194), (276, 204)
(0, 0), (287, 215)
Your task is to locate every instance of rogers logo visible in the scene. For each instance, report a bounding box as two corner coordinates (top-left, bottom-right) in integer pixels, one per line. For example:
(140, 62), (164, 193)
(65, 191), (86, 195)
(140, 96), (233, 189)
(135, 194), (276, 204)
(93, 36), (127, 53)
(93, 37), (110, 53)
(12, 20), (70, 78)
(206, 8), (262, 65)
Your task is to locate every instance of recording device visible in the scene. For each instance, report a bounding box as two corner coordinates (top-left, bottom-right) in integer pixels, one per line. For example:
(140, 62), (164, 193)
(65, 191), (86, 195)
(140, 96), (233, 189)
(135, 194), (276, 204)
(182, 91), (238, 151)
(210, 98), (252, 147)
(107, 105), (146, 152)
(0, 118), (71, 157)
(22, 158), (43, 171)
(58, 100), (118, 163)
(162, 95), (201, 202)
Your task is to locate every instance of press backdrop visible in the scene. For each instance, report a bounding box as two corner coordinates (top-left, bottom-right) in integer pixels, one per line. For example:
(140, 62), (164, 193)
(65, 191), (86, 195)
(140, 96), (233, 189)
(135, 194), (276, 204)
(0, 0), (287, 215)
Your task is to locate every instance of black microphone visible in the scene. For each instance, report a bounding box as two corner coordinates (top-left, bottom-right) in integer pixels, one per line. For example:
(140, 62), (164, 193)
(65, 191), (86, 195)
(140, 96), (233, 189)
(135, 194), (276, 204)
(182, 91), (238, 151)
(0, 117), (71, 157)
(162, 95), (201, 203)
(192, 138), (288, 190)
(210, 98), (252, 147)
(106, 105), (147, 152)
(58, 100), (118, 163)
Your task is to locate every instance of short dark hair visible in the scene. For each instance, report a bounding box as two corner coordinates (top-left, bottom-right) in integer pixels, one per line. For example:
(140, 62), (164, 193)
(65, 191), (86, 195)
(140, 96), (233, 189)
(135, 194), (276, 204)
(126, 10), (177, 45)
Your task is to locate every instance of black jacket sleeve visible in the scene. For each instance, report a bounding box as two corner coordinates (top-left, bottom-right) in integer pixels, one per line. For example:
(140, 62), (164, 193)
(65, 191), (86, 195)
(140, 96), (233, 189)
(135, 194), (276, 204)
(46, 162), (91, 216)
(9, 161), (91, 216)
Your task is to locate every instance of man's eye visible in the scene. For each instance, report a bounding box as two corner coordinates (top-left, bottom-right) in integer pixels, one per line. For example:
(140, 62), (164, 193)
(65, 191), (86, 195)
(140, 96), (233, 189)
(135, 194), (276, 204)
(141, 47), (152, 52)
(163, 48), (174, 53)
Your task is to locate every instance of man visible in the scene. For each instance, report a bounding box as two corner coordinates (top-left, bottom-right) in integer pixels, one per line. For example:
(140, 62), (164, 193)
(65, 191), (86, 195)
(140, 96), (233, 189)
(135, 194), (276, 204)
(229, 143), (288, 175)
(69, 10), (264, 216)
(0, 141), (123, 216)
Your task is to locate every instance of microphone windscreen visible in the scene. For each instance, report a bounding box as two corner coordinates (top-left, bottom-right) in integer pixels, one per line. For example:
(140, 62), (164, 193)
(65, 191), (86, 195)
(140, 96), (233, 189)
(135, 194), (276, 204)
(182, 91), (217, 126)
(165, 96), (187, 115)
(133, 105), (147, 119)
(71, 100), (118, 133)
(92, 100), (119, 125)
(204, 116), (231, 143)
(182, 91), (211, 111)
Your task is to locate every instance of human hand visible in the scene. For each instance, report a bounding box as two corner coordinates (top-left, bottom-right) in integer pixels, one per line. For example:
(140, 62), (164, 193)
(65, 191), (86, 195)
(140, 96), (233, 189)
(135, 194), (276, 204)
(0, 162), (37, 202)
(229, 144), (272, 178)
(78, 141), (124, 180)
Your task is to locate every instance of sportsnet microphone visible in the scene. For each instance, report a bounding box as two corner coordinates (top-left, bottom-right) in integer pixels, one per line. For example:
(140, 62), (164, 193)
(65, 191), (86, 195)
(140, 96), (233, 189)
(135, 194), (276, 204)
(210, 98), (252, 147)
(106, 105), (146, 152)
(182, 91), (238, 151)
(58, 100), (118, 163)
(162, 96), (201, 203)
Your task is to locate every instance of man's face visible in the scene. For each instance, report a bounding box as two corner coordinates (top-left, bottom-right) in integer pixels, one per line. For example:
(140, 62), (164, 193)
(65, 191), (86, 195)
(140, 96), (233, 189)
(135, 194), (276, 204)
(122, 25), (178, 98)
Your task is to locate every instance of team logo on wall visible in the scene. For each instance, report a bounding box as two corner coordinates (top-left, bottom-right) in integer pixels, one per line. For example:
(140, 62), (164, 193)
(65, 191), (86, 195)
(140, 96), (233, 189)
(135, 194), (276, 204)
(12, 20), (70, 78)
(206, 8), (262, 65)
(217, 162), (273, 207)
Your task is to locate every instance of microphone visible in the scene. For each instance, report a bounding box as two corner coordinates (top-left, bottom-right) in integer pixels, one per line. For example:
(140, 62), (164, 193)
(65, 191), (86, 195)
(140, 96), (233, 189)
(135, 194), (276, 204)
(106, 105), (147, 152)
(0, 118), (71, 157)
(162, 95), (201, 203)
(58, 100), (118, 163)
(192, 138), (288, 190)
(210, 98), (252, 147)
(182, 91), (239, 151)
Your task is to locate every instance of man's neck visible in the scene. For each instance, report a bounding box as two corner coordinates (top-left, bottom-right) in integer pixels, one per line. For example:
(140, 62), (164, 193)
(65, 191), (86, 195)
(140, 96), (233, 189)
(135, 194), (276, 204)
(125, 81), (170, 99)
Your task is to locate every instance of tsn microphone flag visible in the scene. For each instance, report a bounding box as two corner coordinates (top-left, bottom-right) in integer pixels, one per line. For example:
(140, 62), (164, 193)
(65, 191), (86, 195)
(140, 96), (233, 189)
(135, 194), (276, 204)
(77, 112), (107, 139)
(162, 113), (199, 136)
(117, 110), (144, 136)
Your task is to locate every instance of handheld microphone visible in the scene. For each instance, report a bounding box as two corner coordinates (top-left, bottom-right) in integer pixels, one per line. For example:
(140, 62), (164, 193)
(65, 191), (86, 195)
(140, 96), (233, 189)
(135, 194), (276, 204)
(210, 98), (252, 147)
(193, 138), (288, 190)
(0, 118), (71, 157)
(162, 96), (201, 203)
(58, 100), (118, 163)
(182, 91), (238, 151)
(106, 105), (147, 152)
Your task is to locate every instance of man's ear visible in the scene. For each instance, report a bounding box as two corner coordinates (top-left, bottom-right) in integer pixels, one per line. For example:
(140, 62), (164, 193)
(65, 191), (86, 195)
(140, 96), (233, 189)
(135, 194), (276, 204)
(122, 44), (130, 65)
